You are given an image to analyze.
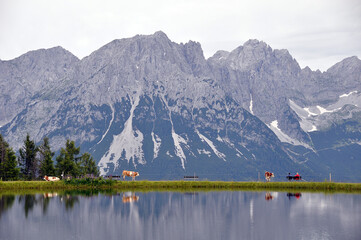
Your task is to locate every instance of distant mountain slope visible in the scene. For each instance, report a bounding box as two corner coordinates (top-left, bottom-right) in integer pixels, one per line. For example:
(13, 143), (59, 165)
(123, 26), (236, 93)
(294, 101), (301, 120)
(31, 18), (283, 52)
(0, 47), (79, 127)
(1, 31), (360, 181)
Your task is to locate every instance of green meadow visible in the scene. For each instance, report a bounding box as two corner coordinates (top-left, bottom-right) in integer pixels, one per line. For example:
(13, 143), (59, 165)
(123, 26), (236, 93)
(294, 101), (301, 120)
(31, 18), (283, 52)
(1, 180), (361, 193)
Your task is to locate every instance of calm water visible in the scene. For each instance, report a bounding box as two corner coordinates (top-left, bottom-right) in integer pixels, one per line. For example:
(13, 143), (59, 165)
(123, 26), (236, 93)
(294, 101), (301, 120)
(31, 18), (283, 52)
(0, 191), (360, 240)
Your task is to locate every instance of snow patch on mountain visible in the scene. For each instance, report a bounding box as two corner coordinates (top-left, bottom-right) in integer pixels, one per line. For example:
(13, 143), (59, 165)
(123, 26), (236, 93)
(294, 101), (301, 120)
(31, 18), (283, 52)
(97, 104), (114, 144)
(302, 105), (340, 116)
(340, 91), (358, 98)
(303, 107), (318, 117)
(290, 91), (361, 135)
(235, 148), (244, 156)
(316, 105), (341, 114)
(268, 120), (312, 148)
(151, 132), (161, 159)
(302, 104), (342, 117)
(166, 151), (173, 157)
(98, 93), (144, 176)
(161, 95), (187, 169)
(289, 100), (321, 132)
(222, 137), (244, 158)
(249, 94), (254, 114)
(172, 131), (187, 169)
(298, 91), (360, 118)
(332, 91), (361, 109)
(196, 130), (226, 161)
(309, 125), (317, 132)
(197, 149), (212, 157)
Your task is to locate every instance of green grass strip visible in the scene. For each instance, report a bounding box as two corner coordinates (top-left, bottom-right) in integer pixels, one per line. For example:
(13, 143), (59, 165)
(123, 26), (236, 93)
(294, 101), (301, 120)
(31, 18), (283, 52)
(1, 180), (361, 193)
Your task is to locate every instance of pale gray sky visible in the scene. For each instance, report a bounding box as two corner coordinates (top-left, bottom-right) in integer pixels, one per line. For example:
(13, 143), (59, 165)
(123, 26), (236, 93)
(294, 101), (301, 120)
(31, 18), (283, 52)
(0, 0), (360, 71)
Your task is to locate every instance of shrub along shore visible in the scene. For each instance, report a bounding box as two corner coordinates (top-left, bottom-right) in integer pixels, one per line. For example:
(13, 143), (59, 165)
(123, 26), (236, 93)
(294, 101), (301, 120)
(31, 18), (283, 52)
(1, 180), (361, 193)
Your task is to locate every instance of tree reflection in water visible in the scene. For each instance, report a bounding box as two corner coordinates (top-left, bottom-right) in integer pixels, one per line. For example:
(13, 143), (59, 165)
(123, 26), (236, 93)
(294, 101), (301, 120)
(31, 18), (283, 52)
(18, 195), (38, 218)
(0, 195), (15, 218)
(1, 190), (119, 218)
(15, 192), (81, 216)
(0, 191), (360, 240)
(62, 195), (79, 210)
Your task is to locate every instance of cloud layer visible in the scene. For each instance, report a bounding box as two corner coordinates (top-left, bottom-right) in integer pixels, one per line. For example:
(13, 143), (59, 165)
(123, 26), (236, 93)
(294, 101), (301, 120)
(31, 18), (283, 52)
(1, 0), (360, 71)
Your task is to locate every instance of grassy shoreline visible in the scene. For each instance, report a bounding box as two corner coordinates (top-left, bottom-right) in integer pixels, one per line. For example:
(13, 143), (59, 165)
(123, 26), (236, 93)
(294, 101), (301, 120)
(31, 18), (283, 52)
(1, 180), (361, 193)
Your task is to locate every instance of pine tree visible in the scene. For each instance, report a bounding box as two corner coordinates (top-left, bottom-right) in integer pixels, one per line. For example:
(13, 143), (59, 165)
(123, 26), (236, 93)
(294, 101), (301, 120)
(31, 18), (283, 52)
(0, 134), (19, 181)
(80, 153), (99, 177)
(38, 137), (55, 177)
(3, 148), (20, 180)
(0, 134), (8, 169)
(19, 134), (38, 180)
(56, 140), (81, 177)
(55, 140), (99, 178)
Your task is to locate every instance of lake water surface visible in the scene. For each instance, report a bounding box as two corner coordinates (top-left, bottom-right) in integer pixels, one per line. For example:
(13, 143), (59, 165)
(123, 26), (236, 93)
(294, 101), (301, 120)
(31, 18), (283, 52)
(0, 191), (360, 240)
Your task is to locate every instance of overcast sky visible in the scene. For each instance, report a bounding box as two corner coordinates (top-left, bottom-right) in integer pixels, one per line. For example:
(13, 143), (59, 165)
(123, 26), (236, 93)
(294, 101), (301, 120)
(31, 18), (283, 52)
(0, 0), (360, 71)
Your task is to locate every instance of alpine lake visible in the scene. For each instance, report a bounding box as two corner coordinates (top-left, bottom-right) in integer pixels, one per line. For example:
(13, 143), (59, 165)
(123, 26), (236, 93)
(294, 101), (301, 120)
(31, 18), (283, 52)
(0, 189), (360, 240)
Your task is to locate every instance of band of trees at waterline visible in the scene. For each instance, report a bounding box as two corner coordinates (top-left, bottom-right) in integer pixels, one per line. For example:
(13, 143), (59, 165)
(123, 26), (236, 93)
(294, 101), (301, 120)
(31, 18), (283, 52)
(0, 133), (99, 181)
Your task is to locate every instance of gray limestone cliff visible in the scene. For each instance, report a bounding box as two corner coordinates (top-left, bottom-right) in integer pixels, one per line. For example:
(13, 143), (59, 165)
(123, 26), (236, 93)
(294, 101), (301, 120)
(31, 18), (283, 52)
(1, 31), (360, 180)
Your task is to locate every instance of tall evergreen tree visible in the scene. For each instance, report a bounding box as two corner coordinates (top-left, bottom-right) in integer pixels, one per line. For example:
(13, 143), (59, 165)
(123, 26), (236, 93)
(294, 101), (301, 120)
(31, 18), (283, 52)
(0, 134), (8, 171)
(19, 134), (38, 180)
(3, 148), (20, 180)
(0, 134), (19, 181)
(56, 140), (99, 178)
(38, 137), (55, 177)
(80, 153), (99, 177)
(56, 140), (81, 177)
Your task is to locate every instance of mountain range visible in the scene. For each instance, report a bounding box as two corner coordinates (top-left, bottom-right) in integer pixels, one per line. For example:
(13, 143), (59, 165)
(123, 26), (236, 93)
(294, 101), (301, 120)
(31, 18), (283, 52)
(1, 31), (360, 181)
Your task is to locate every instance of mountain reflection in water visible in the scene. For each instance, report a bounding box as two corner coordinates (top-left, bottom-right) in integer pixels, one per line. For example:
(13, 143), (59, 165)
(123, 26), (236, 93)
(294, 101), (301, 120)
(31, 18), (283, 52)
(0, 191), (360, 240)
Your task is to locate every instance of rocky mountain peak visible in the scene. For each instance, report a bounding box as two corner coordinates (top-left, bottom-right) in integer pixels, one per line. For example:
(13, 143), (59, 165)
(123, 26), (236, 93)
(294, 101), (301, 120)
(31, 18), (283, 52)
(72, 32), (212, 107)
(1, 31), (361, 181)
(273, 48), (292, 60)
(0, 46), (79, 127)
(182, 40), (208, 76)
(302, 66), (312, 73)
(83, 31), (182, 66)
(209, 50), (230, 60)
(243, 39), (269, 48)
(223, 39), (300, 74)
(14, 46), (79, 65)
(153, 30), (170, 40)
(327, 56), (361, 75)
